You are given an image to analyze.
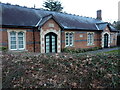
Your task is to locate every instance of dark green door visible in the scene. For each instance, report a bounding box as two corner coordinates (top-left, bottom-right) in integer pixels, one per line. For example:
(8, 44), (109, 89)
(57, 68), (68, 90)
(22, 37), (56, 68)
(104, 34), (108, 48)
(45, 32), (57, 53)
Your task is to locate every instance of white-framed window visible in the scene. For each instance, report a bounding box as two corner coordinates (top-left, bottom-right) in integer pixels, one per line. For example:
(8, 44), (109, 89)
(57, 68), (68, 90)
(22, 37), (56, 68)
(110, 34), (114, 43)
(65, 32), (74, 46)
(8, 31), (26, 50)
(87, 32), (94, 45)
(10, 31), (17, 50)
(18, 32), (25, 49)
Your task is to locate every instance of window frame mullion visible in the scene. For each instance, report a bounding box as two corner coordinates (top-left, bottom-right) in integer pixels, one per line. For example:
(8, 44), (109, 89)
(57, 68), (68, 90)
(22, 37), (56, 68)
(16, 32), (18, 50)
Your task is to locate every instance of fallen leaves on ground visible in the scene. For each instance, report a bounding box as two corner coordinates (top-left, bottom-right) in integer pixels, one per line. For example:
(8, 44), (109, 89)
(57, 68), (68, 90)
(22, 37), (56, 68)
(1, 52), (120, 88)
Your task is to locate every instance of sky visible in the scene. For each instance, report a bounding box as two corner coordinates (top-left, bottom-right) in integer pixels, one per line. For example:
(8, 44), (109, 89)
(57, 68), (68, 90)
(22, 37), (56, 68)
(0, 0), (120, 23)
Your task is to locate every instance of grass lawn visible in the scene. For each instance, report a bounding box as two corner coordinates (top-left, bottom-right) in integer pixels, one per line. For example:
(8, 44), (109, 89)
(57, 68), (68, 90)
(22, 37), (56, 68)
(105, 49), (120, 54)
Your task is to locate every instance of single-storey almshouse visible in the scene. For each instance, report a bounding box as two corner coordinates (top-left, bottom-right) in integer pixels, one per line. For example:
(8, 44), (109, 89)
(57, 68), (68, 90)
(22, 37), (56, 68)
(0, 3), (118, 53)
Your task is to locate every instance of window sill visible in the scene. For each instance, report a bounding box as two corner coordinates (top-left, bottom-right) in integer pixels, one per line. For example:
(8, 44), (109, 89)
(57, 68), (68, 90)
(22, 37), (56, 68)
(87, 44), (94, 46)
(9, 49), (27, 52)
(65, 45), (74, 48)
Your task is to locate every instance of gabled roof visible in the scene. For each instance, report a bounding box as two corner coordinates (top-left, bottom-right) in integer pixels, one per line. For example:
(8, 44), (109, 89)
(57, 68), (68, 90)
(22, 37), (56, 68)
(96, 22), (118, 32)
(38, 14), (63, 28)
(96, 23), (108, 30)
(0, 3), (117, 31)
(38, 14), (53, 27)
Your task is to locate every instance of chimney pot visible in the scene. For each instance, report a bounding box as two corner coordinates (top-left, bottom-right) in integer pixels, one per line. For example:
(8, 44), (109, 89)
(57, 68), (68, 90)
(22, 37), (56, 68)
(97, 10), (102, 20)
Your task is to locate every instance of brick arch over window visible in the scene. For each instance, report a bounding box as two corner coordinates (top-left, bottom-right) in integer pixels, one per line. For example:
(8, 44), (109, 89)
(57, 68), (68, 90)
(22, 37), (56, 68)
(40, 28), (61, 53)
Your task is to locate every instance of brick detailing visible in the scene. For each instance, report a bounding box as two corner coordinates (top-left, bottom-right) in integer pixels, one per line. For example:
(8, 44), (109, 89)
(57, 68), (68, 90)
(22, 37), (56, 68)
(0, 21), (117, 53)
(0, 43), (8, 46)
(40, 19), (61, 53)
(0, 29), (7, 31)
(101, 27), (111, 48)
(62, 30), (102, 49)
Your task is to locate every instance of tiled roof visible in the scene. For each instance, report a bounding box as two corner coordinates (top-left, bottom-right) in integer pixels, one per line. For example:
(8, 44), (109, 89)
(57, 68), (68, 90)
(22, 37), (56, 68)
(0, 3), (117, 31)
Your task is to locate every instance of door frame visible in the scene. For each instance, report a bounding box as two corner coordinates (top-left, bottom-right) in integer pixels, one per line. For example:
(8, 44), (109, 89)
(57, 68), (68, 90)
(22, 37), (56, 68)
(40, 29), (61, 53)
(45, 32), (57, 53)
(104, 33), (109, 48)
(101, 32), (110, 48)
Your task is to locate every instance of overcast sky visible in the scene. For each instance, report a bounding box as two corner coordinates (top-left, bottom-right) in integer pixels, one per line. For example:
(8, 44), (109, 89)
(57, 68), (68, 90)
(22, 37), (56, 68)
(1, 0), (120, 23)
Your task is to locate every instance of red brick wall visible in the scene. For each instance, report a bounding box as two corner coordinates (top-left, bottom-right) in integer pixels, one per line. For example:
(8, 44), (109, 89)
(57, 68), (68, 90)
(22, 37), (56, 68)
(61, 30), (102, 50)
(42, 19), (60, 31)
(34, 29), (40, 52)
(110, 32), (117, 47)
(0, 28), (40, 52)
(0, 28), (8, 48)
(26, 30), (34, 52)
(0, 25), (117, 53)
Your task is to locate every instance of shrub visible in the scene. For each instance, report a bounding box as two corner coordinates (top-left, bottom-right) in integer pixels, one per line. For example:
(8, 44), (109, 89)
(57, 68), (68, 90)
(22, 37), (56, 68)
(2, 52), (120, 88)
(62, 47), (101, 53)
(0, 46), (7, 51)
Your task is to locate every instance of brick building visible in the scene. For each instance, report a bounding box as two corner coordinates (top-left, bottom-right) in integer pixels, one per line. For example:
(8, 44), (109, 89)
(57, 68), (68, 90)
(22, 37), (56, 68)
(0, 3), (118, 53)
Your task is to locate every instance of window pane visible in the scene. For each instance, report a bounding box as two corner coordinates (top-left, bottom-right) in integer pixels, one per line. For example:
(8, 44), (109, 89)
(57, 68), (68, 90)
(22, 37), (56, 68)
(66, 33), (69, 46)
(10, 32), (16, 49)
(52, 38), (55, 42)
(11, 41), (16, 44)
(11, 37), (16, 41)
(18, 32), (24, 37)
(88, 33), (94, 45)
(88, 33), (90, 45)
(46, 49), (49, 53)
(46, 39), (49, 42)
(11, 45), (16, 49)
(46, 42), (49, 45)
(10, 32), (16, 36)
(18, 32), (24, 49)
(52, 35), (55, 39)
(70, 33), (73, 45)
(46, 46), (49, 50)
(46, 36), (49, 39)
(52, 49), (55, 52)
(19, 45), (24, 48)
(52, 42), (55, 45)
(91, 34), (93, 44)
(18, 37), (23, 41)
(19, 41), (23, 44)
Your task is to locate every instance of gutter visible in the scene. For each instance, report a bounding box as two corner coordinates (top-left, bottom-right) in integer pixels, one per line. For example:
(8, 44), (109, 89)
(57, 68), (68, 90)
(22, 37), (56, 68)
(1, 25), (35, 29)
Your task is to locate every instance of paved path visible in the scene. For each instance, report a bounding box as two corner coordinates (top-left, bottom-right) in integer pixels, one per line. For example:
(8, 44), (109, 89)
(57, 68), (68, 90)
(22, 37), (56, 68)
(84, 47), (120, 54)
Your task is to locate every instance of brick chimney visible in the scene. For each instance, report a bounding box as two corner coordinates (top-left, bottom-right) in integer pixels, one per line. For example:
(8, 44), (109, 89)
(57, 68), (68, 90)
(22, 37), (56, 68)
(96, 10), (102, 20)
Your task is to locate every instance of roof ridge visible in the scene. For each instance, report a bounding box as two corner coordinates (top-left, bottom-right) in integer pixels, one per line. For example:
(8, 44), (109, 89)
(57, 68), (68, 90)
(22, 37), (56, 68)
(0, 2), (44, 11)
(42, 14), (53, 18)
(1, 2), (97, 20)
(59, 11), (96, 20)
